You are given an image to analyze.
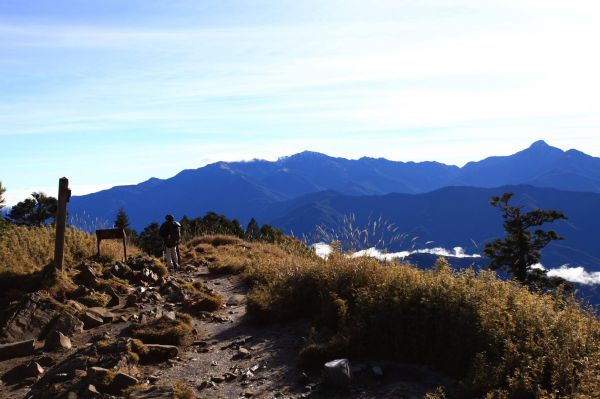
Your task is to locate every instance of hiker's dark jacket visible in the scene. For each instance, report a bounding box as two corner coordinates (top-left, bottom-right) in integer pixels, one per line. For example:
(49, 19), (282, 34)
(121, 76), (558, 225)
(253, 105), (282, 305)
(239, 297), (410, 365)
(159, 220), (181, 248)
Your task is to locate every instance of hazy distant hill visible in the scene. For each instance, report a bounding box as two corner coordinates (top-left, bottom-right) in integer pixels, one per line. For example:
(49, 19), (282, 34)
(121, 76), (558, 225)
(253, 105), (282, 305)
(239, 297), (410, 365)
(69, 140), (600, 233)
(264, 185), (600, 271)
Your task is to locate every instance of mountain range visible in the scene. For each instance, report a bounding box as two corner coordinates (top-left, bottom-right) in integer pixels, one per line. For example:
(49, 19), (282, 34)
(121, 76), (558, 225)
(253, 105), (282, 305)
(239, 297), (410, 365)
(69, 140), (600, 271)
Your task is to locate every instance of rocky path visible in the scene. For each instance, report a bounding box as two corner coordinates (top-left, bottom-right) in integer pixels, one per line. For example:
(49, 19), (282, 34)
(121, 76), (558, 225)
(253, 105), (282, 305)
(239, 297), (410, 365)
(0, 258), (456, 399)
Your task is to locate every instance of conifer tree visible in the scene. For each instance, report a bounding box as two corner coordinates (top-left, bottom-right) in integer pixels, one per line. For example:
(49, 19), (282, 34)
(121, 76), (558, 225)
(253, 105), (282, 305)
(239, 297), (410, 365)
(114, 208), (130, 231)
(245, 217), (261, 241)
(484, 192), (567, 286)
(8, 192), (57, 226)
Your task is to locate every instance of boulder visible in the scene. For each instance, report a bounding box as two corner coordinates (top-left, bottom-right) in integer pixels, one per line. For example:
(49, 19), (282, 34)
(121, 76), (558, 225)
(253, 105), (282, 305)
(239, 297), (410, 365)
(1, 361), (44, 385)
(82, 312), (104, 329)
(44, 331), (72, 351)
(76, 266), (97, 285)
(0, 292), (60, 342)
(102, 286), (121, 307)
(0, 339), (36, 360)
(46, 312), (84, 337)
(324, 358), (352, 388)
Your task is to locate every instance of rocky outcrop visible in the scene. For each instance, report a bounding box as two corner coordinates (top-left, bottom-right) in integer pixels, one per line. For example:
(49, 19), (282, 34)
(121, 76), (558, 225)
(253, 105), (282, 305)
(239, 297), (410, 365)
(0, 292), (61, 343)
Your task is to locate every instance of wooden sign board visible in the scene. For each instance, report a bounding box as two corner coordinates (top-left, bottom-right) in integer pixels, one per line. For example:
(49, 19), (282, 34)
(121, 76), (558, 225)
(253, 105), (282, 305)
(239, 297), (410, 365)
(96, 228), (127, 260)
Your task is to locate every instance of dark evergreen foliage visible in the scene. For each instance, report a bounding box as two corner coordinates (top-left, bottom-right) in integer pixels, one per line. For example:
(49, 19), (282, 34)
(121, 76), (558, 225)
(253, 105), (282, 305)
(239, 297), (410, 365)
(484, 192), (571, 289)
(179, 211), (244, 239)
(245, 217), (260, 241)
(137, 222), (163, 257)
(7, 192), (58, 226)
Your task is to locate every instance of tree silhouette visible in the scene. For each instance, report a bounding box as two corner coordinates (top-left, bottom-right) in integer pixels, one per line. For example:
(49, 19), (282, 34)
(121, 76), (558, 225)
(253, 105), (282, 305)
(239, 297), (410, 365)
(8, 192), (58, 226)
(0, 181), (5, 211)
(137, 222), (163, 257)
(484, 192), (568, 287)
(245, 217), (261, 241)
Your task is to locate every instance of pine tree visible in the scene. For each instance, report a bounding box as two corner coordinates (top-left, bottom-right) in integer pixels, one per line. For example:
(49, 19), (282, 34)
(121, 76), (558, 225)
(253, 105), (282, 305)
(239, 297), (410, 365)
(484, 192), (567, 286)
(245, 217), (261, 241)
(8, 192), (58, 226)
(114, 208), (130, 232)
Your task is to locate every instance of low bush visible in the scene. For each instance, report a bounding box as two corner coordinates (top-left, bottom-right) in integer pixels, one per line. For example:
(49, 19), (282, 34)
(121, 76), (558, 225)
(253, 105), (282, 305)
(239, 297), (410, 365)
(130, 312), (193, 346)
(239, 248), (600, 398)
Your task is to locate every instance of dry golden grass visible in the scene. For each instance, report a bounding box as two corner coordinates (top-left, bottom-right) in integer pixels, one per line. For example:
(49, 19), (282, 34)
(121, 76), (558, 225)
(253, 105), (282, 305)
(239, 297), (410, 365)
(0, 224), (141, 276)
(183, 235), (600, 399)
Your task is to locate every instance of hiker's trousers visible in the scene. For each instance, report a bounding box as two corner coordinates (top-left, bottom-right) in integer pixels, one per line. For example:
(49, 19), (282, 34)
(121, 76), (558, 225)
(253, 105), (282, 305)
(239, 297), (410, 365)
(164, 246), (178, 268)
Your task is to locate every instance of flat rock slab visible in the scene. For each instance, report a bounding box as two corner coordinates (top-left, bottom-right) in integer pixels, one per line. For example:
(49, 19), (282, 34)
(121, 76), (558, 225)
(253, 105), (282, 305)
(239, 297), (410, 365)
(0, 339), (36, 360)
(87, 307), (116, 323)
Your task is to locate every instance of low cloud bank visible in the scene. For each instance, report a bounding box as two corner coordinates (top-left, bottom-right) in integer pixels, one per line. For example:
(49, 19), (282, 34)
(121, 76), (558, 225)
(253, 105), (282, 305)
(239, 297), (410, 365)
(311, 243), (481, 262)
(545, 266), (600, 285)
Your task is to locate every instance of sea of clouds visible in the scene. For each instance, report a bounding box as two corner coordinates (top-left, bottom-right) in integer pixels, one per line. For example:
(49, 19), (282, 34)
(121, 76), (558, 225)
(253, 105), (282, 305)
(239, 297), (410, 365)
(312, 243), (600, 285)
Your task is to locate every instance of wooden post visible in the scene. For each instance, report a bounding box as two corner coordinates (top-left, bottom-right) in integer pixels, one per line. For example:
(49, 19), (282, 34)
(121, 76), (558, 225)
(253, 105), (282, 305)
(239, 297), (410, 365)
(53, 177), (71, 270)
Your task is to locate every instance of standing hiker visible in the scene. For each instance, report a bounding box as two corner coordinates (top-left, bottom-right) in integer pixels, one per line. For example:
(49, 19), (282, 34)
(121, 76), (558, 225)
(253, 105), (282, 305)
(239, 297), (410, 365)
(159, 214), (181, 270)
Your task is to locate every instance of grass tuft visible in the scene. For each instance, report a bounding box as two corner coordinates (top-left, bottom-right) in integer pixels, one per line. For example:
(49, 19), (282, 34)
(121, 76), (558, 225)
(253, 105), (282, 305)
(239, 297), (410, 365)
(130, 312), (193, 346)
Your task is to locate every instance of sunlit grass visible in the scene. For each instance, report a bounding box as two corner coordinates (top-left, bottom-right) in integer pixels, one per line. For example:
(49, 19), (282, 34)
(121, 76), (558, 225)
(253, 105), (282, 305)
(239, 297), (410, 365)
(184, 235), (600, 399)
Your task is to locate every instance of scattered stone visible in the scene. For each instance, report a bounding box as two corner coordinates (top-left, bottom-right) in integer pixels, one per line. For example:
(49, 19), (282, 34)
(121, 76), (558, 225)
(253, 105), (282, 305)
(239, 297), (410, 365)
(145, 344), (179, 360)
(163, 311), (176, 321)
(0, 339), (36, 360)
(243, 370), (255, 380)
(250, 364), (260, 373)
(82, 312), (104, 329)
(111, 372), (139, 391)
(129, 385), (176, 398)
(192, 340), (208, 347)
(148, 375), (160, 383)
(84, 384), (100, 397)
(324, 358), (352, 388)
(87, 307), (116, 323)
(44, 331), (72, 351)
(237, 347), (252, 358)
(198, 380), (217, 390)
(211, 375), (225, 383)
(223, 372), (237, 381)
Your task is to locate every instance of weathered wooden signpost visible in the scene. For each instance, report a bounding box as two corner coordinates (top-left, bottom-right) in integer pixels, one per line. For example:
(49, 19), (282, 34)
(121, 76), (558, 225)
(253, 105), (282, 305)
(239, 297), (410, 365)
(53, 177), (71, 271)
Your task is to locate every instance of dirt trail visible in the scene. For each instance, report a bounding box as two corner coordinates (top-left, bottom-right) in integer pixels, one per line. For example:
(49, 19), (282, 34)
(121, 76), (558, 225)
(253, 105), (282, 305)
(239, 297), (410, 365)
(0, 260), (455, 399)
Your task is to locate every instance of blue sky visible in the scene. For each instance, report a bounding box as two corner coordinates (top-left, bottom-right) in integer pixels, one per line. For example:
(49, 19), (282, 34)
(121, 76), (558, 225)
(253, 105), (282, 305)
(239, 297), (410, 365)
(2, 0), (600, 205)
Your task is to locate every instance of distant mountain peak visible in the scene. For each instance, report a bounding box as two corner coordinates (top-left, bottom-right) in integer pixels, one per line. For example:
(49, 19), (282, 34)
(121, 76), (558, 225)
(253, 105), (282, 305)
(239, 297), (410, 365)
(529, 140), (550, 148)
